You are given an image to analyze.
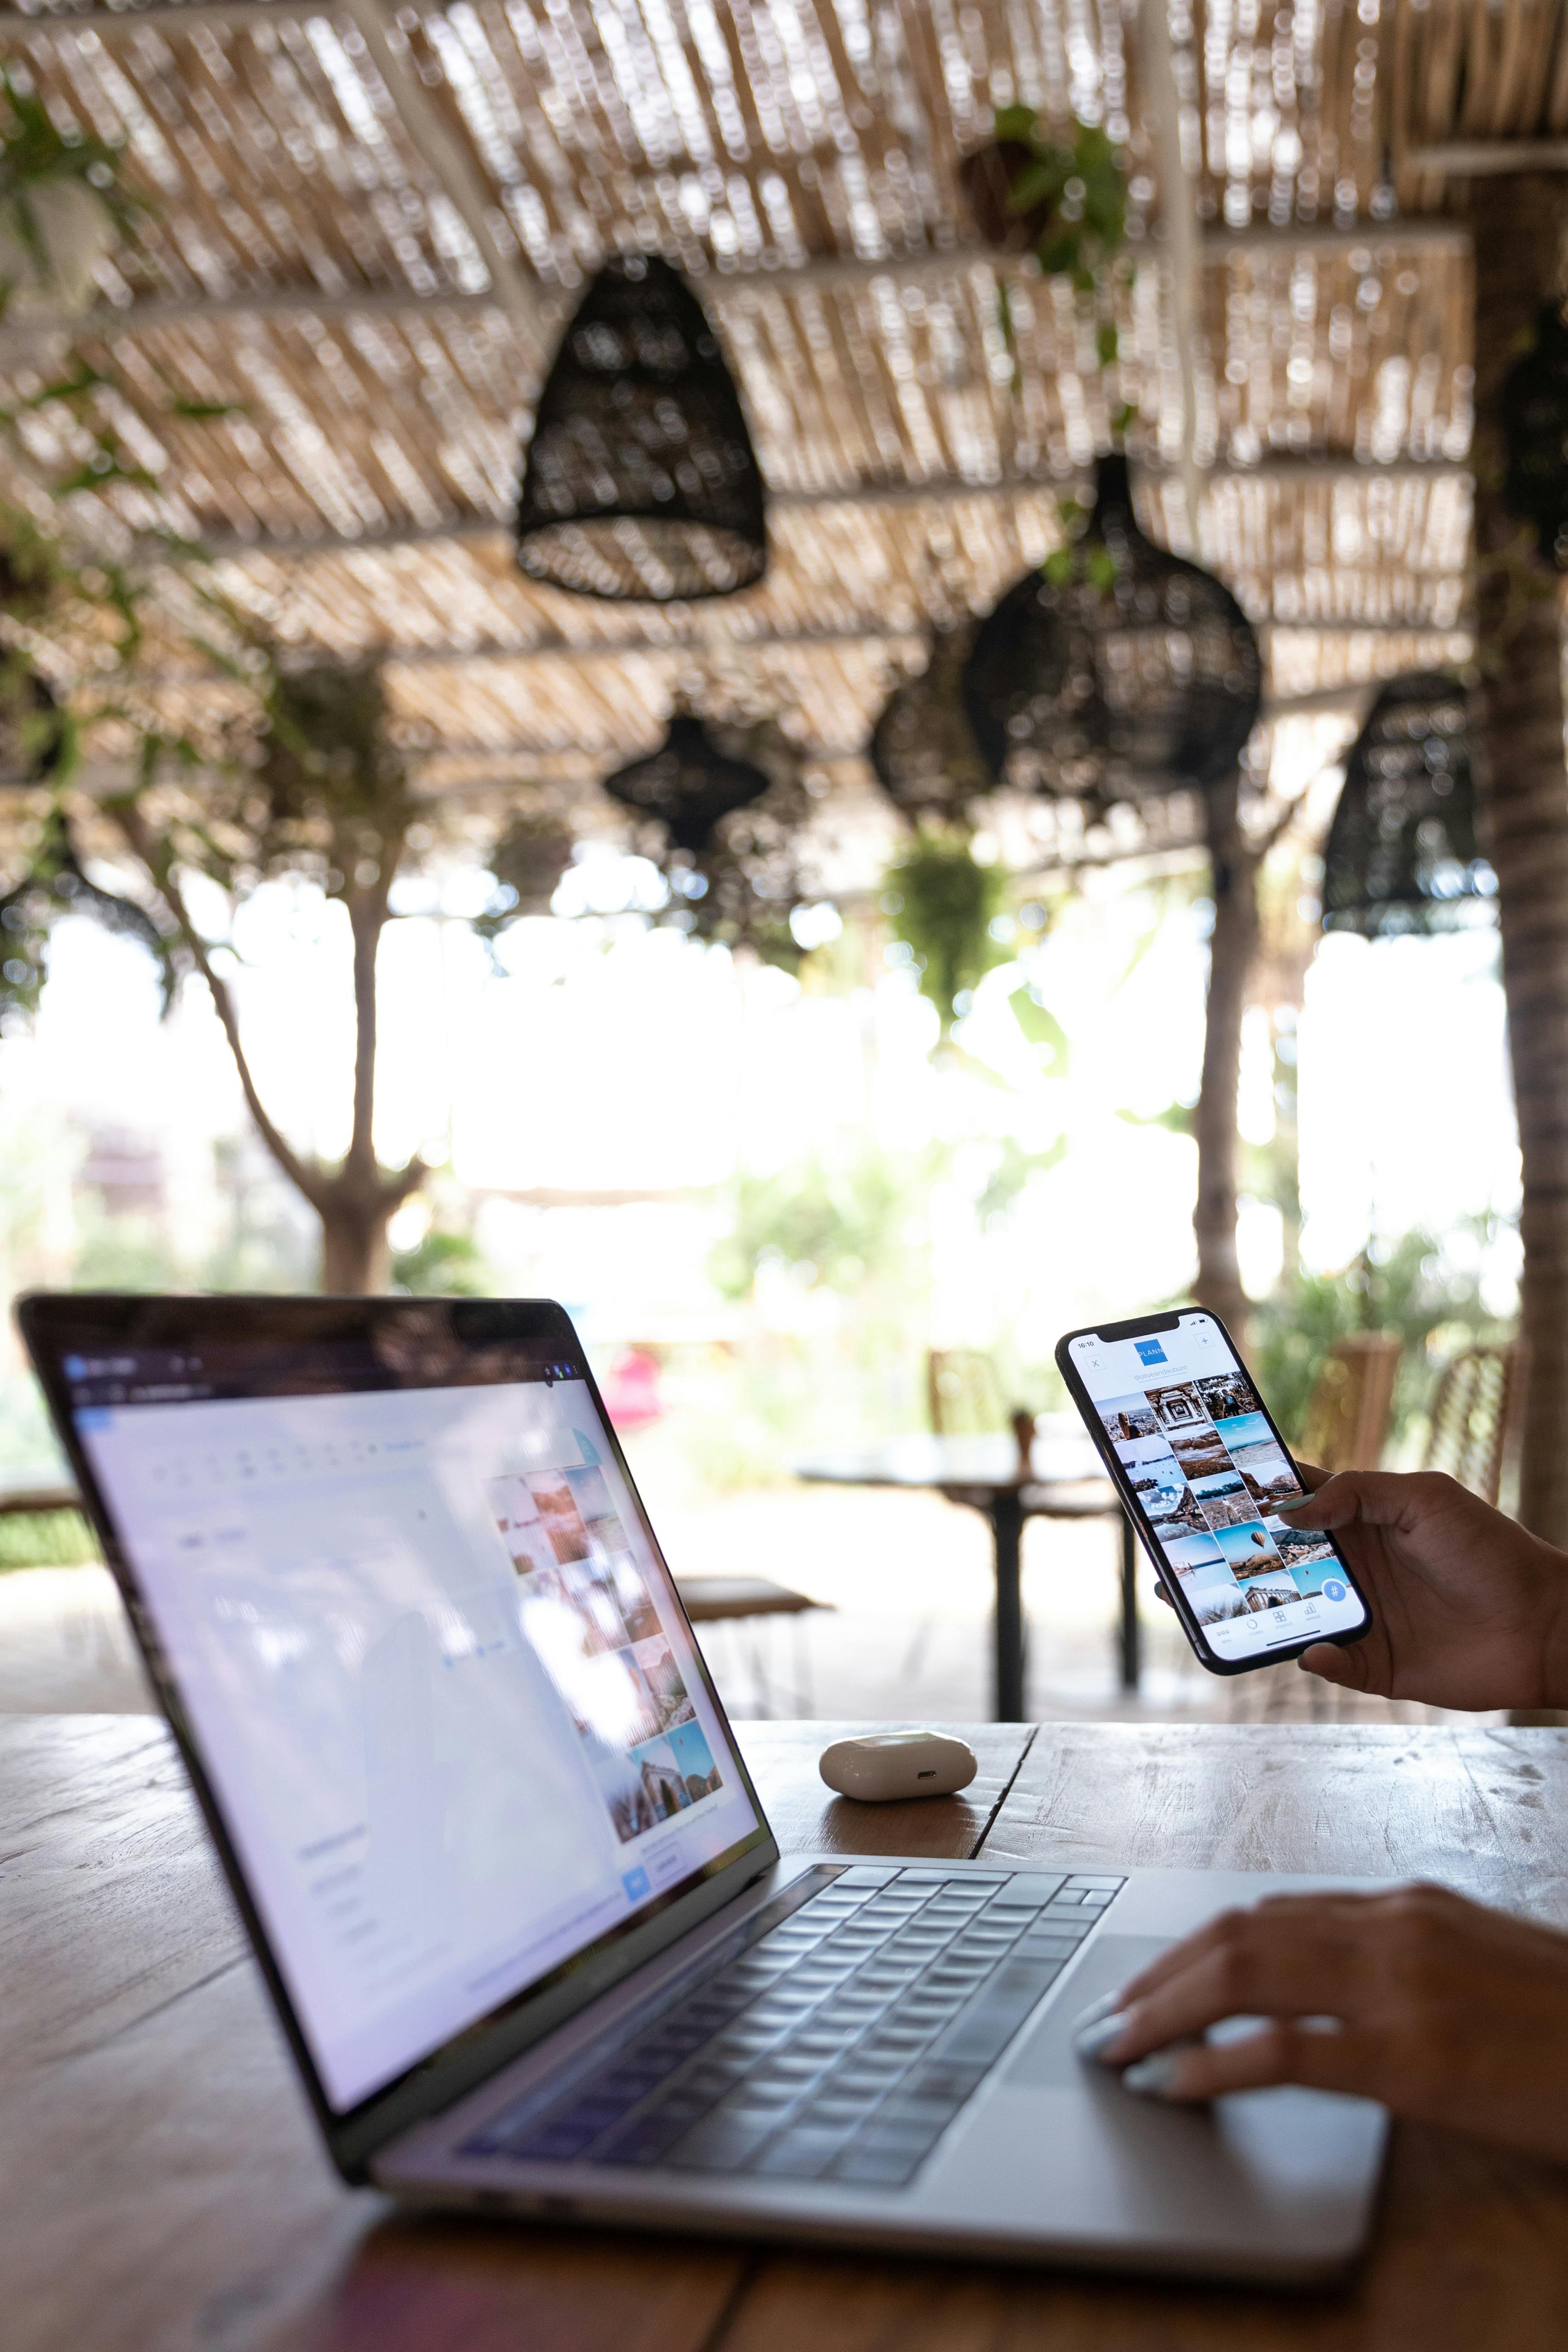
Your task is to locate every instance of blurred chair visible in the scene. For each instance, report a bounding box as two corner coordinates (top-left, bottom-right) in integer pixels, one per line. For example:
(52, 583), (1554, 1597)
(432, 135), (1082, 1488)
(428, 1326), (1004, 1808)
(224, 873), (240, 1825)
(1297, 1333), (1403, 1473)
(0, 1484), (97, 1571)
(1422, 1341), (1527, 1506)
(674, 1575), (828, 1719)
(927, 1348), (1008, 1435)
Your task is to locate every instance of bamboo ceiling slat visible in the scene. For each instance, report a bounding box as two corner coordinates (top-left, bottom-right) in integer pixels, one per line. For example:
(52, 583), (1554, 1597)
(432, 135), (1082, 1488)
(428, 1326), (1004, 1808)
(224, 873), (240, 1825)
(0, 0), (1534, 784)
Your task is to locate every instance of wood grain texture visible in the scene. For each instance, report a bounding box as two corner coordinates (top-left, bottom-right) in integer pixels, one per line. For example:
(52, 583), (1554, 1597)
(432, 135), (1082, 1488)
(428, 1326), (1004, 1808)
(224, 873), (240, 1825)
(735, 1721), (1033, 1860)
(981, 1723), (1568, 1923)
(0, 1713), (245, 2064)
(9, 1716), (1568, 2352)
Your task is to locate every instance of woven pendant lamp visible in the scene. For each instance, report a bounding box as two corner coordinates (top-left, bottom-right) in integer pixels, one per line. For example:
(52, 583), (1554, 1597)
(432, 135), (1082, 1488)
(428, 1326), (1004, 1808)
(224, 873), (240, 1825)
(962, 455), (1262, 800)
(870, 622), (993, 826)
(1500, 301), (1568, 567)
(1321, 674), (1496, 937)
(601, 714), (770, 851)
(517, 254), (767, 601)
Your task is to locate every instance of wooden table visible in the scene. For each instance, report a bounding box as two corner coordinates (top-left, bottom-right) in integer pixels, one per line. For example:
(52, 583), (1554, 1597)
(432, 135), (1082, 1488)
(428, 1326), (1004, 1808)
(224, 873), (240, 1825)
(794, 1432), (1136, 1718)
(7, 1712), (1568, 2351)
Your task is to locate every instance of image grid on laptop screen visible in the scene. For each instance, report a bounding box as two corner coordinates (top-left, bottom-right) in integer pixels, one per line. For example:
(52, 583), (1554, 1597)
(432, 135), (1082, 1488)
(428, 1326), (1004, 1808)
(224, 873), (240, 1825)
(61, 1328), (764, 2112)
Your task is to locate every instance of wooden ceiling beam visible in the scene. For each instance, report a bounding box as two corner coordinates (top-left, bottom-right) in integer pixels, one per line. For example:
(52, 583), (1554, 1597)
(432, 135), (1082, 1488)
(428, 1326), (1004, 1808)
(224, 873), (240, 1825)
(177, 453), (1468, 564)
(1407, 142), (1568, 175)
(0, 215), (1473, 358)
(331, 0), (542, 337)
(359, 617), (1467, 671)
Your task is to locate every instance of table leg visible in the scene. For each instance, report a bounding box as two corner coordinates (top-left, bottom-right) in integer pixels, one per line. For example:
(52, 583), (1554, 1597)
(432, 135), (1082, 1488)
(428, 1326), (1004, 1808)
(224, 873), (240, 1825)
(990, 1491), (1026, 1720)
(1118, 1511), (1141, 1693)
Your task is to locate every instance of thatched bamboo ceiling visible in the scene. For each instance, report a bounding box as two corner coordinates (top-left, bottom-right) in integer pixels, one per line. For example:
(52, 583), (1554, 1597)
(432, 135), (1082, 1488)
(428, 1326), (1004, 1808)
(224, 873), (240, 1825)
(0, 0), (1547, 803)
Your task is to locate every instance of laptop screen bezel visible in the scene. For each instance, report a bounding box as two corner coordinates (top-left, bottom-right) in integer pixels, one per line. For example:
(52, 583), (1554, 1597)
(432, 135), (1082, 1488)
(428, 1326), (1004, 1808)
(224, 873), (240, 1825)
(18, 1291), (780, 2180)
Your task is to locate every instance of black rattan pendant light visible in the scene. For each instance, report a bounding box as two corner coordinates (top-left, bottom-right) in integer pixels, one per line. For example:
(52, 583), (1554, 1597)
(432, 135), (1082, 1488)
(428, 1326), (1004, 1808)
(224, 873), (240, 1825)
(961, 455), (1262, 800)
(870, 622), (993, 826)
(601, 713), (770, 850)
(1321, 674), (1496, 937)
(517, 254), (766, 601)
(1500, 301), (1568, 567)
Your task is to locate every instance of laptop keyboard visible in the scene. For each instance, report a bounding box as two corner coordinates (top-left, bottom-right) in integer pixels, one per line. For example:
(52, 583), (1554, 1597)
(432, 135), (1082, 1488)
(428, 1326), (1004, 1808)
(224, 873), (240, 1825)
(463, 1862), (1125, 2187)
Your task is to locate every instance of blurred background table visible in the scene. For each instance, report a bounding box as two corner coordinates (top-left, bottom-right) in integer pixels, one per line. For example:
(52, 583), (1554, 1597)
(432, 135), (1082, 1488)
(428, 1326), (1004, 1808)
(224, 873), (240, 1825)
(793, 1429), (1136, 1720)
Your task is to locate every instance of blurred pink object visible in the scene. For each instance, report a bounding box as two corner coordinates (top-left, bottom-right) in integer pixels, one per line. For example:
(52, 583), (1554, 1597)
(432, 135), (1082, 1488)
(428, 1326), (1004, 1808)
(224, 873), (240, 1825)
(600, 1348), (663, 1431)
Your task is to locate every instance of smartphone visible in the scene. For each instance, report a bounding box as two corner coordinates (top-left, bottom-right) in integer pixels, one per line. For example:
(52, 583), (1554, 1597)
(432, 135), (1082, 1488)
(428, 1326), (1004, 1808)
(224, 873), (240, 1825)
(1055, 1307), (1373, 1675)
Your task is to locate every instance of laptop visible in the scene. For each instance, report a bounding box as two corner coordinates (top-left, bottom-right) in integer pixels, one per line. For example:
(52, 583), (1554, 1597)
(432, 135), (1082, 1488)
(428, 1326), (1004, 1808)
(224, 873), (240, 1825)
(20, 1292), (1388, 2285)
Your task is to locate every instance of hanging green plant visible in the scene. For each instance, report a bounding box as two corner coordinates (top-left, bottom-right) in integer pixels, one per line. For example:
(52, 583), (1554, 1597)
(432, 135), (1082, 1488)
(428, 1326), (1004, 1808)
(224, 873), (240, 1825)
(472, 808), (577, 952)
(0, 499), (74, 621)
(0, 803), (175, 1025)
(960, 106), (1132, 428)
(961, 107), (1128, 292)
(881, 828), (1010, 1032)
(0, 71), (143, 315)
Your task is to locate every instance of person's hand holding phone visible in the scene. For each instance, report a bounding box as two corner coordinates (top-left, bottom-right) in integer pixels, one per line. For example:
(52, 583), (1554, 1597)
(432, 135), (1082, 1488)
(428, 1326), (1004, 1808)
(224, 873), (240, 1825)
(1277, 1467), (1568, 1713)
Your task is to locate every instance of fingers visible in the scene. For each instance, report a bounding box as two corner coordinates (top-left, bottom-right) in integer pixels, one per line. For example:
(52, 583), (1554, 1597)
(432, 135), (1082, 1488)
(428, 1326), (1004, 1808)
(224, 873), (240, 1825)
(1294, 1461), (1331, 1492)
(1124, 2022), (1375, 2105)
(1100, 1913), (1359, 2064)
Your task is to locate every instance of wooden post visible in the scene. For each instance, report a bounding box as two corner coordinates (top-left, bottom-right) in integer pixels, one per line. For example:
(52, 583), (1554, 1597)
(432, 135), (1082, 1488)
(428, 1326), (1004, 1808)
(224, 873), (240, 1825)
(1192, 776), (1260, 1341)
(1471, 175), (1568, 1547)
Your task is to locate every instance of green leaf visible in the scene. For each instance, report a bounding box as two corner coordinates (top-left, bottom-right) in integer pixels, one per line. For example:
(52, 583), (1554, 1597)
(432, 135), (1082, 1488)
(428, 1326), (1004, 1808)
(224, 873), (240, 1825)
(1009, 984), (1070, 1069)
(1034, 231), (1082, 278)
(169, 396), (247, 420)
(1007, 156), (1064, 213)
(1042, 546), (1073, 586)
(991, 104), (1040, 143)
(52, 455), (160, 497)
(1096, 321), (1119, 367)
(1117, 1101), (1195, 1136)
(1087, 547), (1118, 591)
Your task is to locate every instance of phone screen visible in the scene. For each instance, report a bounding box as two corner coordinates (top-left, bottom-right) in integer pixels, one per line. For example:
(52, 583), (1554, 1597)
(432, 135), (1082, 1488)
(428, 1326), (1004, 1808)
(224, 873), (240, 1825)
(1065, 1311), (1369, 1667)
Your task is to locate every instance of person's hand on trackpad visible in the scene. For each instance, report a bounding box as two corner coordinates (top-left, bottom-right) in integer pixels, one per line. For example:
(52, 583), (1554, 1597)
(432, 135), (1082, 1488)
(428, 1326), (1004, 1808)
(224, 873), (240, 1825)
(1072, 1884), (1568, 2163)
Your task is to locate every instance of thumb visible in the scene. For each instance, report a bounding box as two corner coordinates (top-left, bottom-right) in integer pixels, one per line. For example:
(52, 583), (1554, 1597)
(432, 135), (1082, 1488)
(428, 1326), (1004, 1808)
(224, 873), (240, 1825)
(1299, 1638), (1369, 1690)
(1275, 1470), (1414, 1533)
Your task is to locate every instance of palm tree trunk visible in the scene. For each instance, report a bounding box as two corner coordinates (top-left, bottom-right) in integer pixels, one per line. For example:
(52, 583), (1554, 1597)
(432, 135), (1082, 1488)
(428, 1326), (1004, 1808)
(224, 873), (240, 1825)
(1471, 175), (1568, 1547)
(1192, 775), (1258, 1341)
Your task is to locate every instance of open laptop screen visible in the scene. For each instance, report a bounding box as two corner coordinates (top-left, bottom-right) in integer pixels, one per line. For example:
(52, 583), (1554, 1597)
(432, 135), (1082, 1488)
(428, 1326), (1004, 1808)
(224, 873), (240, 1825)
(55, 1313), (767, 2114)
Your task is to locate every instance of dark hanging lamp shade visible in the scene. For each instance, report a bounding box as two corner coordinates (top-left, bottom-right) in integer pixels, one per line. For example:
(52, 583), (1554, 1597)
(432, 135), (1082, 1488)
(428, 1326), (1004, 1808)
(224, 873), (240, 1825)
(1321, 674), (1496, 937)
(601, 713), (771, 852)
(870, 622), (993, 825)
(516, 254), (767, 601)
(961, 455), (1262, 800)
(1500, 301), (1568, 567)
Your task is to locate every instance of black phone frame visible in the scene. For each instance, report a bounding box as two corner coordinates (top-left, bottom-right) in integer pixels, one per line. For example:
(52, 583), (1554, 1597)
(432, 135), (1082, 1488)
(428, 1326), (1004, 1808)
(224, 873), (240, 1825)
(1055, 1307), (1372, 1678)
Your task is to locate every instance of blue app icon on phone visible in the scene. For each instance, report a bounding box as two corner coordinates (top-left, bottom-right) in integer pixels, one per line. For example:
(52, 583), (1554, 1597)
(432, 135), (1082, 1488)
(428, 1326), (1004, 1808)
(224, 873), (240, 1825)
(1322, 1579), (1346, 1603)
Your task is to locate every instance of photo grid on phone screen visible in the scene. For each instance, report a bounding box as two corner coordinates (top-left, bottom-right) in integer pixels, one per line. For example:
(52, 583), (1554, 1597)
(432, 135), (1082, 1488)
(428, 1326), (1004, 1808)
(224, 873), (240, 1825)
(488, 1465), (723, 1844)
(1099, 1372), (1340, 1625)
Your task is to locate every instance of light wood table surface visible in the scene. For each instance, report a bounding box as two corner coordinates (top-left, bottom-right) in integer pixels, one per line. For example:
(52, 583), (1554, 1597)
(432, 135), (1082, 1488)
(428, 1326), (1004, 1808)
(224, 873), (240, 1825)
(6, 1713), (1568, 2351)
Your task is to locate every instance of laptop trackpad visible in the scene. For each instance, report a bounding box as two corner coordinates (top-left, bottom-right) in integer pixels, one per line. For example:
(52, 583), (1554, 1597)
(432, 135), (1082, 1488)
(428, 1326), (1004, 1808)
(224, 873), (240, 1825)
(1007, 1935), (1169, 2087)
